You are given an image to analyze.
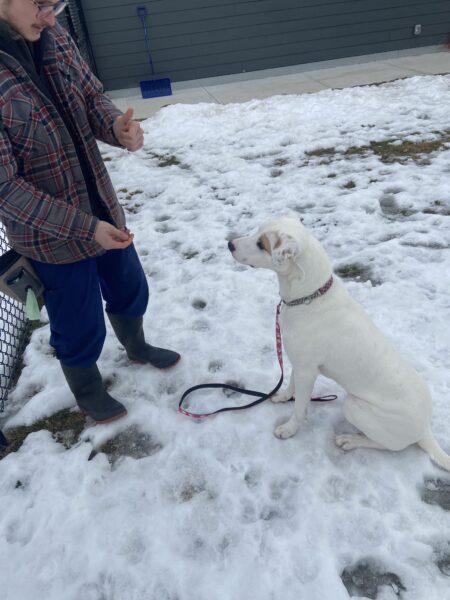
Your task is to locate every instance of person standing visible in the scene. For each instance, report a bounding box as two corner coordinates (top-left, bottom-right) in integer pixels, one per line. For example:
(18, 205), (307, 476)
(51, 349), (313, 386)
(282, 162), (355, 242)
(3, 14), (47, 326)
(0, 0), (180, 423)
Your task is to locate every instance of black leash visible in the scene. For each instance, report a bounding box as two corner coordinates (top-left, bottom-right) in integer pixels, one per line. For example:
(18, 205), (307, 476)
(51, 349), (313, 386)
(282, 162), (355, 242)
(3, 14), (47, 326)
(179, 303), (337, 419)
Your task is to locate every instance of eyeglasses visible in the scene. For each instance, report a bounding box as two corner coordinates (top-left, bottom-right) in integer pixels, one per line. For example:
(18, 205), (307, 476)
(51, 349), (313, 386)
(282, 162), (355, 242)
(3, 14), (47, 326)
(30, 1), (68, 17)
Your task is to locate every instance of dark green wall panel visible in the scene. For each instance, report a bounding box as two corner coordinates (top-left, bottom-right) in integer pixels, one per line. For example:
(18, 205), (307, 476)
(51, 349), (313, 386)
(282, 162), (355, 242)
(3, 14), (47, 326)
(79, 0), (450, 90)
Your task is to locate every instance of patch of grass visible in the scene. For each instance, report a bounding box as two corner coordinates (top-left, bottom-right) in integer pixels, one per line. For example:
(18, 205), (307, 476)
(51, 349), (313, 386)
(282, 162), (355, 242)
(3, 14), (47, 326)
(422, 200), (450, 216)
(335, 263), (381, 285)
(342, 180), (356, 189)
(118, 189), (144, 201)
(273, 158), (290, 167)
(125, 204), (143, 214)
(1, 413), (163, 465)
(147, 152), (182, 168)
(401, 240), (449, 250)
(270, 168), (283, 178)
(335, 263), (367, 279)
(398, 208), (415, 217)
(242, 150), (280, 161)
(369, 138), (446, 163)
(305, 130), (450, 165)
(182, 250), (199, 260)
(128, 189), (143, 197)
(178, 482), (207, 502)
(159, 155), (181, 168)
(1, 408), (86, 459)
(344, 146), (367, 157)
(305, 147), (336, 157)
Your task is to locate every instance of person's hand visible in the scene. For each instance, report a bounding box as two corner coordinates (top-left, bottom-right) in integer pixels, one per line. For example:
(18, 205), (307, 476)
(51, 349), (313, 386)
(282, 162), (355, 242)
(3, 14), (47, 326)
(94, 221), (134, 250)
(113, 107), (144, 151)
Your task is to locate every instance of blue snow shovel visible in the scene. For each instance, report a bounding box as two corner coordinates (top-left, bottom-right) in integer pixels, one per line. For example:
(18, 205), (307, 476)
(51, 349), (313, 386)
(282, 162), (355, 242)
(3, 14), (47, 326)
(137, 5), (172, 99)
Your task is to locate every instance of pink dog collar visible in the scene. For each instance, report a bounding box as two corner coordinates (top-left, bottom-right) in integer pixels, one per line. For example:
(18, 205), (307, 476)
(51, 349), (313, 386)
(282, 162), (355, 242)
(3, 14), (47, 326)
(282, 275), (334, 307)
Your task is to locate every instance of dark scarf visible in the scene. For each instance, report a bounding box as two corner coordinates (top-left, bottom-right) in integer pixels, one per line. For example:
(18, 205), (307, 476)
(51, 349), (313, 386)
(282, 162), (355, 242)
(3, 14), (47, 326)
(0, 21), (52, 99)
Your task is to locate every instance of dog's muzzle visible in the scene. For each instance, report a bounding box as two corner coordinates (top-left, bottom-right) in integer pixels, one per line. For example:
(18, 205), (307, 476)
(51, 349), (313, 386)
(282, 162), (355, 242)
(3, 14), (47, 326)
(228, 240), (236, 252)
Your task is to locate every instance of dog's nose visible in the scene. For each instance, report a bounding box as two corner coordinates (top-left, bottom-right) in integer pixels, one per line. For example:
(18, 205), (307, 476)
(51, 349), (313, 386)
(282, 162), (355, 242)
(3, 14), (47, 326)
(228, 240), (236, 252)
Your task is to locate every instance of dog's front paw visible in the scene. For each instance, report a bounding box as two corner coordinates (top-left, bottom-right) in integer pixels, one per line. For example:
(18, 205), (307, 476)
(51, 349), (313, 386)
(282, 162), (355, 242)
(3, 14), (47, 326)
(274, 421), (298, 439)
(271, 391), (292, 403)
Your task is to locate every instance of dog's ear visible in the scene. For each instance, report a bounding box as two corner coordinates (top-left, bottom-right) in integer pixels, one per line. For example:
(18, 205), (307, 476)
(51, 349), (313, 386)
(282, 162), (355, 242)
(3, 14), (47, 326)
(272, 233), (301, 266)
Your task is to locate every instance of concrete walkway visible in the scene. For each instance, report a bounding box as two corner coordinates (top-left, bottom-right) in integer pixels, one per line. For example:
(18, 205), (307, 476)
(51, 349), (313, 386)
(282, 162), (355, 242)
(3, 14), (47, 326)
(107, 46), (450, 120)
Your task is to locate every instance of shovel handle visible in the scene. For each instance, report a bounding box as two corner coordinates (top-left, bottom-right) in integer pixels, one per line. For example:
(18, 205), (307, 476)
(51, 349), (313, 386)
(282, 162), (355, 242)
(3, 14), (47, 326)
(136, 5), (155, 76)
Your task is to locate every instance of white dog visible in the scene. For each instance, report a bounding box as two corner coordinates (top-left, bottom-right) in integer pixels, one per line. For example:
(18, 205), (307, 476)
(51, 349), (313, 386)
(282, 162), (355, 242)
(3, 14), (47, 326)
(229, 216), (450, 471)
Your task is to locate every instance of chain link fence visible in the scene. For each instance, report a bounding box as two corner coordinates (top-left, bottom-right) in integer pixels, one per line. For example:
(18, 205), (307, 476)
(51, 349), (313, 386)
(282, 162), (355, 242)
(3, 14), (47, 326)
(0, 225), (32, 418)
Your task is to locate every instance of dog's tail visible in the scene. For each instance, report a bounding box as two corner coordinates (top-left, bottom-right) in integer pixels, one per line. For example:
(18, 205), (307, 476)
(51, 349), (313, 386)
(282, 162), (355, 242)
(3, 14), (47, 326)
(418, 428), (450, 472)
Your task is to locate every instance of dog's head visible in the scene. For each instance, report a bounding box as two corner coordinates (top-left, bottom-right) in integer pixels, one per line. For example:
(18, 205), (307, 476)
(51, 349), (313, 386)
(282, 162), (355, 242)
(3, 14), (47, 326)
(228, 216), (309, 273)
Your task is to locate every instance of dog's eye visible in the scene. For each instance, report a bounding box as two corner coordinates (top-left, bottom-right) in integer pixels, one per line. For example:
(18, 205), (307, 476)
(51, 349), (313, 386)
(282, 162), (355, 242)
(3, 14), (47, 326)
(257, 239), (265, 250)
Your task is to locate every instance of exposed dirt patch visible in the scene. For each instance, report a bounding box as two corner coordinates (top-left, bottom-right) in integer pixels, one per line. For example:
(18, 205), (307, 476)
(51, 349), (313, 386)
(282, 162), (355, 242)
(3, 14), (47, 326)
(421, 478), (450, 511)
(192, 299), (207, 310)
(1, 411), (162, 466)
(0, 408), (86, 458)
(436, 551), (450, 576)
(341, 560), (406, 599)
(89, 425), (163, 464)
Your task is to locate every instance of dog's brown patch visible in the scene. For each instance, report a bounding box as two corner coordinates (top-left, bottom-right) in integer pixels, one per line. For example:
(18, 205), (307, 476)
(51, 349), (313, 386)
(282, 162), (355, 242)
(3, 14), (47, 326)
(259, 234), (273, 255)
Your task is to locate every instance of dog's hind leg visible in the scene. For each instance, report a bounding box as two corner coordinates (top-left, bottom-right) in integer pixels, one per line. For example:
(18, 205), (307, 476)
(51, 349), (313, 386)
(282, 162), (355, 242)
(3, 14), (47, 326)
(342, 393), (414, 451)
(336, 433), (388, 451)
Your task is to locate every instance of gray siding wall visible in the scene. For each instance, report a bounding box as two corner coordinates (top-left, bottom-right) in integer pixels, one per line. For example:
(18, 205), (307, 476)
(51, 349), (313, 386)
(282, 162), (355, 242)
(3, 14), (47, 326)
(80, 0), (450, 91)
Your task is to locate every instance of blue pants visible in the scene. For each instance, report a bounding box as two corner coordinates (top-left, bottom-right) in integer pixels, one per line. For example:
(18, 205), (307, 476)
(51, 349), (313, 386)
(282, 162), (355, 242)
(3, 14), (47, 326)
(30, 245), (149, 368)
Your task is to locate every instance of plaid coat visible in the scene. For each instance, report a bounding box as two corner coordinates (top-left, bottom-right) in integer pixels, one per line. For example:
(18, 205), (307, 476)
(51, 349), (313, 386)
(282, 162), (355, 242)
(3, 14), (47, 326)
(0, 22), (126, 264)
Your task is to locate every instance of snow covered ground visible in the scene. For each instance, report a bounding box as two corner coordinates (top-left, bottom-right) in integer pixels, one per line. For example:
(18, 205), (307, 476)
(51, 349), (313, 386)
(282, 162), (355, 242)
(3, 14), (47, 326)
(1, 74), (450, 600)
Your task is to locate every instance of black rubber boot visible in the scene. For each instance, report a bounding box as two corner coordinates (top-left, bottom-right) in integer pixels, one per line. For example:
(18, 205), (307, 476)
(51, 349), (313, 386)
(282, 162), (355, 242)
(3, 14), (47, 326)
(60, 363), (127, 424)
(107, 313), (180, 369)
